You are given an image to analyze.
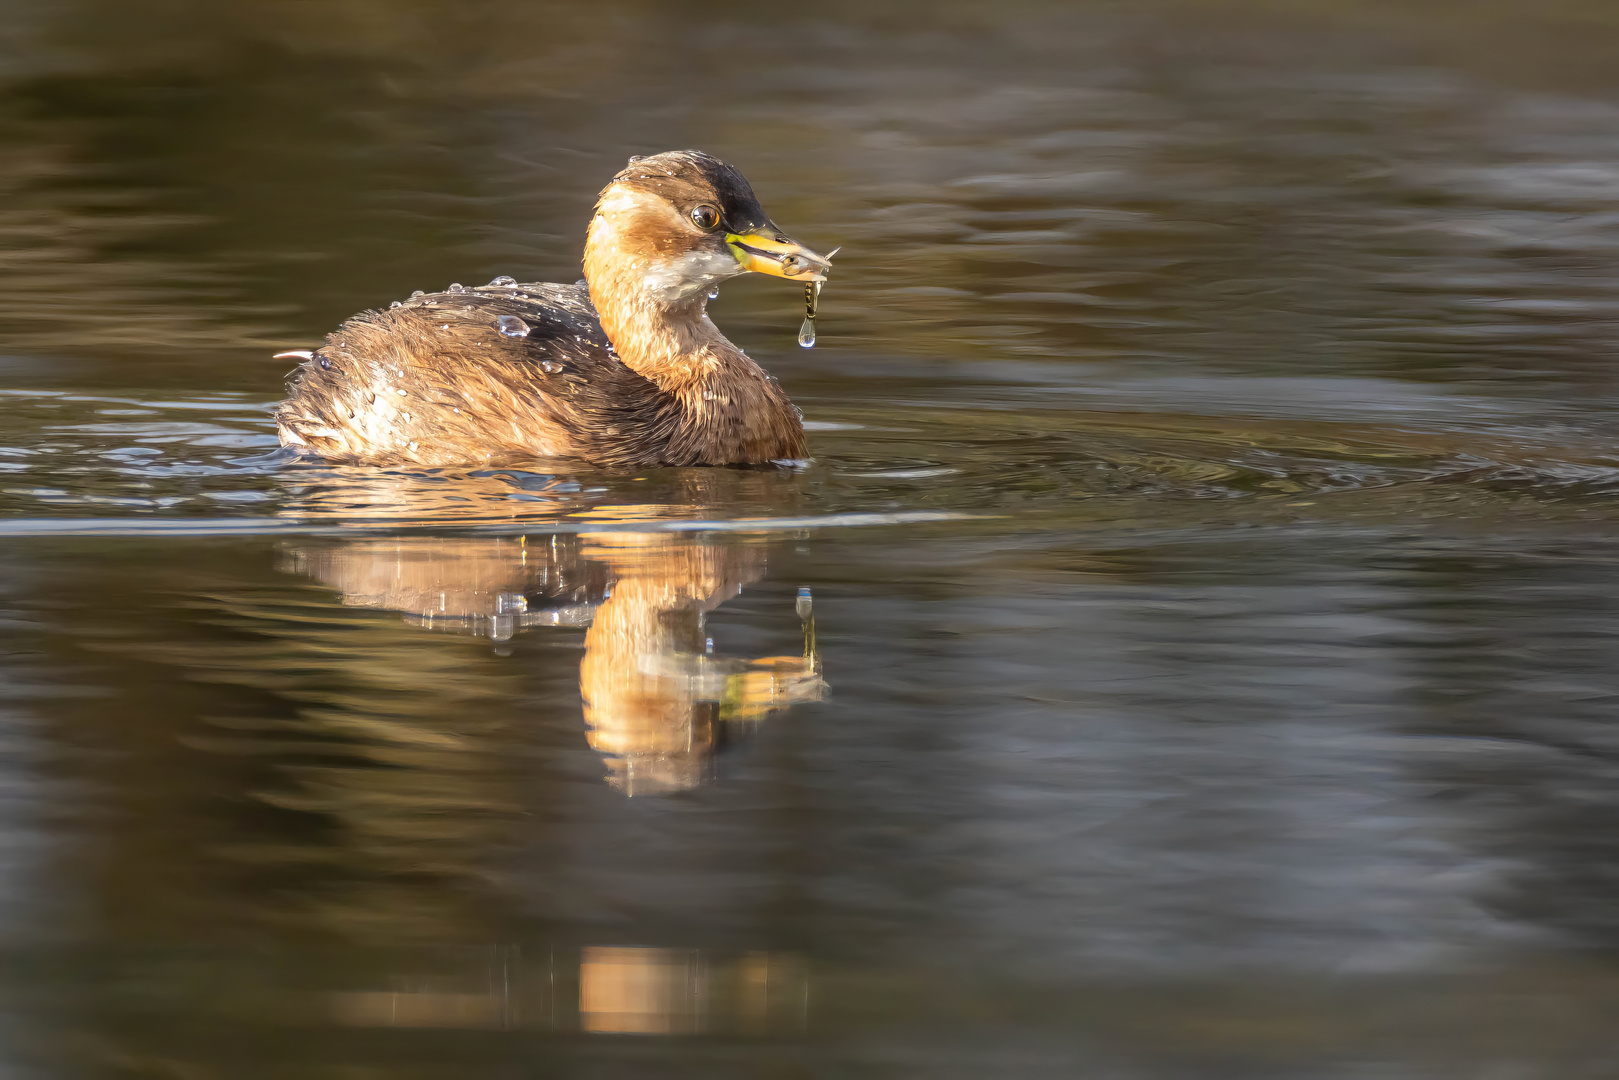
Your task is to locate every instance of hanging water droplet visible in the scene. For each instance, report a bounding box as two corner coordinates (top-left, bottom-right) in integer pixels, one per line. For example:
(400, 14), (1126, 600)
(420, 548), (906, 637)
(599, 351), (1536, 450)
(489, 275), (517, 287)
(389, 300), (402, 308)
(796, 587), (813, 620)
(447, 283), (465, 293)
(708, 287), (720, 300)
(540, 360), (561, 374)
(410, 290), (424, 298)
(498, 315), (529, 337)
(705, 637), (714, 655)
(799, 279), (821, 348)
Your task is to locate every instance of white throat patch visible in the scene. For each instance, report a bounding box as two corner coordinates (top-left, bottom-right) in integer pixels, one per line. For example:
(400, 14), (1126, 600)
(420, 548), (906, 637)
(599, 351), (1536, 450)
(641, 249), (745, 302)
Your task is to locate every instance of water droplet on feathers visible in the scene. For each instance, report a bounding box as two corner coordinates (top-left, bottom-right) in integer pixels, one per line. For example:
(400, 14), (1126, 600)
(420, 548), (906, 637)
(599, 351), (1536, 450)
(540, 360), (561, 374)
(489, 275), (517, 287)
(448, 283), (465, 293)
(798, 317), (816, 348)
(498, 315), (529, 338)
(389, 300), (402, 308)
(410, 290), (424, 298)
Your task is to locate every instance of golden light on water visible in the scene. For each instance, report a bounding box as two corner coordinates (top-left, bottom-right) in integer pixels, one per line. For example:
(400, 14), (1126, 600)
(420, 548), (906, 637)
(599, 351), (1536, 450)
(323, 947), (807, 1035)
(579, 947), (707, 1035)
(579, 947), (807, 1036)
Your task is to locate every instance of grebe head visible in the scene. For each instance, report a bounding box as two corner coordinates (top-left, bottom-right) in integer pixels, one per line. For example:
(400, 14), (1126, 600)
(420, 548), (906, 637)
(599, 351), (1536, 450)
(585, 150), (831, 307)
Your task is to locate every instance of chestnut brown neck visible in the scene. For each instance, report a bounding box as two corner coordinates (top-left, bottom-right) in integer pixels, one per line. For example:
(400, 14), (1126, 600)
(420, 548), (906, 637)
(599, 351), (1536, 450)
(582, 223), (806, 463)
(583, 246), (715, 392)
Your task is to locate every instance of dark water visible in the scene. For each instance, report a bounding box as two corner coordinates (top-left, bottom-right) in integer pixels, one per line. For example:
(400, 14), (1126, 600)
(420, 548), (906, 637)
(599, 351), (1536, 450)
(5, 1), (1619, 1075)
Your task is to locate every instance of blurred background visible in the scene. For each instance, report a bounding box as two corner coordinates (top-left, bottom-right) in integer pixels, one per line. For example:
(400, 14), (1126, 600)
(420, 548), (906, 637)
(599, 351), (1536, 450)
(3, 0), (1619, 1076)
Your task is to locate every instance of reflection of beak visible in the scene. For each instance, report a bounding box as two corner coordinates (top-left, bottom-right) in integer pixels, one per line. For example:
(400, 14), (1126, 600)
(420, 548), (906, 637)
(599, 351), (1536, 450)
(725, 227), (833, 282)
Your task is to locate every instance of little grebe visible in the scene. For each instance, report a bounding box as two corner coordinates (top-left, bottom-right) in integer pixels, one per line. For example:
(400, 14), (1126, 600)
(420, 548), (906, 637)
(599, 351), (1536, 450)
(275, 150), (832, 467)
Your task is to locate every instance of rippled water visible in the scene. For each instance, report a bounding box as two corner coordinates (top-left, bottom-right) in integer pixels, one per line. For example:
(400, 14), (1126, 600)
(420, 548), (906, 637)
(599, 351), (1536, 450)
(5, 1), (1619, 1076)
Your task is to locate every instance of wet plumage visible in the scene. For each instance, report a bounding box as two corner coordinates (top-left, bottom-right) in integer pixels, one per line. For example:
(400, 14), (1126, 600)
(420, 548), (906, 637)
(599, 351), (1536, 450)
(275, 151), (831, 467)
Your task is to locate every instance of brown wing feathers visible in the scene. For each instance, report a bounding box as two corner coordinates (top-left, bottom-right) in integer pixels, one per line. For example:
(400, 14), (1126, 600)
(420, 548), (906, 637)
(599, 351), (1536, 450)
(276, 284), (679, 467)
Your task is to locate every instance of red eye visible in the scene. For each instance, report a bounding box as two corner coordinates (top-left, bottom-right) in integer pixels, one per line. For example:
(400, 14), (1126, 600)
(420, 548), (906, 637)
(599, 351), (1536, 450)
(690, 204), (721, 231)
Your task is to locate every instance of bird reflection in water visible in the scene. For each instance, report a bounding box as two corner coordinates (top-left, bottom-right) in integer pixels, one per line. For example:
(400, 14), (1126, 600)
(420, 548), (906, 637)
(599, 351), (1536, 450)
(282, 521), (826, 795)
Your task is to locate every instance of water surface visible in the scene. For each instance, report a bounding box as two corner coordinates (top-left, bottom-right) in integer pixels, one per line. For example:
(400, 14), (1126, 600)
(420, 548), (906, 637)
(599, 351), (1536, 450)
(4, 2), (1619, 1076)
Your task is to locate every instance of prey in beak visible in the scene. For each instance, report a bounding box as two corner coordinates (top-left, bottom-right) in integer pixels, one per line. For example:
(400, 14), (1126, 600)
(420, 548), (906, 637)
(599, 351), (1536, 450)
(726, 229), (834, 282)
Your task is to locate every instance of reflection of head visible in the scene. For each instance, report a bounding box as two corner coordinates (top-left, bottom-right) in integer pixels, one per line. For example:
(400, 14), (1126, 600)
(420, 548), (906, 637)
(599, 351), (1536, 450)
(578, 533), (824, 796)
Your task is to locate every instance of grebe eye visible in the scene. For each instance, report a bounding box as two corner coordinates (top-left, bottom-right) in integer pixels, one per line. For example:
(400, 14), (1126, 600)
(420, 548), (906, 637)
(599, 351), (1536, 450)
(690, 204), (721, 231)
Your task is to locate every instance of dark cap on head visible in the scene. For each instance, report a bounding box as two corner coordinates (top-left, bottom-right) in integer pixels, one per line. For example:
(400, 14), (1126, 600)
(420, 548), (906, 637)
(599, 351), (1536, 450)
(608, 150), (770, 231)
